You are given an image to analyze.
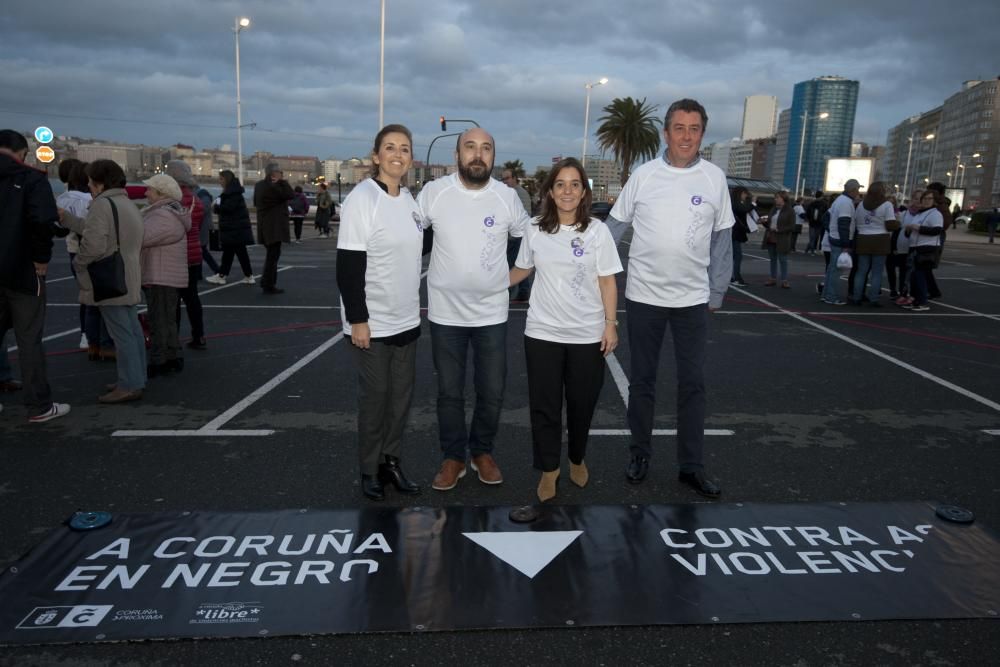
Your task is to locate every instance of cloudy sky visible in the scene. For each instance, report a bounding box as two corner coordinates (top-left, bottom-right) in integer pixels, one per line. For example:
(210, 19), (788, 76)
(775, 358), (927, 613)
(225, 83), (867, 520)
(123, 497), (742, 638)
(2, 0), (997, 171)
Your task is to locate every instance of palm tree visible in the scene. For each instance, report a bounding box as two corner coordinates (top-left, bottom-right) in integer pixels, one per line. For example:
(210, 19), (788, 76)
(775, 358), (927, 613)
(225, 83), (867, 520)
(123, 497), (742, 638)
(502, 159), (526, 179)
(595, 97), (661, 185)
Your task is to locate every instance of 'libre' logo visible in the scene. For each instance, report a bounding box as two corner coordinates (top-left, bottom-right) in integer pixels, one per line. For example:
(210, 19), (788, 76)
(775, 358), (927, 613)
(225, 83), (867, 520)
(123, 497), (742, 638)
(691, 195), (703, 206)
(483, 216), (495, 228)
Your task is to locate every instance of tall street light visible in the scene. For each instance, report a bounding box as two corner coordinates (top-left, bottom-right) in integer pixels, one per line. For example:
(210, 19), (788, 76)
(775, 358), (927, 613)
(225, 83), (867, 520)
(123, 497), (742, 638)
(378, 0), (385, 130)
(794, 110), (828, 199)
(924, 133), (937, 184)
(581, 77), (608, 169)
(905, 132), (934, 195)
(234, 16), (251, 185)
(952, 152), (980, 186)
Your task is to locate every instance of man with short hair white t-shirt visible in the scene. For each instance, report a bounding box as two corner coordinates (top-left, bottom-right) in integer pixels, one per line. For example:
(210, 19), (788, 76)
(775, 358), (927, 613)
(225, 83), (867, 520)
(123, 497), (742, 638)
(821, 180), (859, 304)
(416, 128), (530, 491)
(605, 98), (733, 499)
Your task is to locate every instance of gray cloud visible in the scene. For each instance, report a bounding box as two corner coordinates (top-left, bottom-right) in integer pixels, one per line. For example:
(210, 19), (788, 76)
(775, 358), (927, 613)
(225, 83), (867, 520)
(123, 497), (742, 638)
(1, 0), (996, 170)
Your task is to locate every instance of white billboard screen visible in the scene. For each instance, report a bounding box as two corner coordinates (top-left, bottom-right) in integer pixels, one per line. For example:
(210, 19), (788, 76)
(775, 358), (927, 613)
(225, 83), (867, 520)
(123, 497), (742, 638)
(824, 158), (875, 193)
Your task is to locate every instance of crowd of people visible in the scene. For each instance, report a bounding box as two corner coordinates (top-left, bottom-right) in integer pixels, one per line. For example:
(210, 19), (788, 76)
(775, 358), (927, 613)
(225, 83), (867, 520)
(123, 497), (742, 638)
(0, 125), (308, 418)
(729, 178), (955, 311)
(2, 97), (968, 504)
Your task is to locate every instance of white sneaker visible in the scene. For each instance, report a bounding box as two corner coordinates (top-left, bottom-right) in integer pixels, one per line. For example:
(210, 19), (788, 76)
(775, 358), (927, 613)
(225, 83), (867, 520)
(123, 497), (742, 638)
(28, 403), (71, 423)
(205, 274), (227, 285)
(241, 275), (257, 285)
(78, 333), (89, 349)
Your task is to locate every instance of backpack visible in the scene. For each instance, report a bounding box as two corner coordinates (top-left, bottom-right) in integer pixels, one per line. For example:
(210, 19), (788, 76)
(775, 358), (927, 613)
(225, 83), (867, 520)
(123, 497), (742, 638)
(290, 193), (308, 215)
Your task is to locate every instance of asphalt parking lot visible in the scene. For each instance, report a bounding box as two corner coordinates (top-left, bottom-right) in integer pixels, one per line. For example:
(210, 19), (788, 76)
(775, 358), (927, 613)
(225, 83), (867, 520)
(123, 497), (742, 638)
(2, 229), (999, 665)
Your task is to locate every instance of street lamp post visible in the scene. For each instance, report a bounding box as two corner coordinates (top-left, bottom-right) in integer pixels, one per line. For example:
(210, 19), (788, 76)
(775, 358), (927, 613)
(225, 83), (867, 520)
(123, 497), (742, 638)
(794, 111), (828, 199)
(234, 16), (251, 185)
(581, 77), (608, 169)
(378, 0), (385, 130)
(924, 133), (937, 184)
(902, 133), (916, 199)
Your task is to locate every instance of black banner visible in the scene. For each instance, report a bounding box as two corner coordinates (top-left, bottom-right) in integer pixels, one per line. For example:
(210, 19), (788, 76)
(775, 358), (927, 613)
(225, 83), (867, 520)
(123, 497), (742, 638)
(1, 502), (998, 644)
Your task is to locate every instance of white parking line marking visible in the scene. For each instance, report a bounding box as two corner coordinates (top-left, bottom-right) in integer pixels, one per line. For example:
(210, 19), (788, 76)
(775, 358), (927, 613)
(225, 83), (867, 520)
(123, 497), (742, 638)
(589, 429), (735, 436)
(112, 332), (345, 437)
(982, 430), (1000, 436)
(732, 286), (1000, 413)
(605, 352), (630, 408)
(112, 430), (275, 437)
(961, 278), (1000, 288)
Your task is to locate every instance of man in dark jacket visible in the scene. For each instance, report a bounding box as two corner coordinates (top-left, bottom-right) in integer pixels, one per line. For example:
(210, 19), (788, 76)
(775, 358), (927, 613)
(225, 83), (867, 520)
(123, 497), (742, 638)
(253, 163), (293, 294)
(804, 190), (828, 255)
(0, 129), (70, 422)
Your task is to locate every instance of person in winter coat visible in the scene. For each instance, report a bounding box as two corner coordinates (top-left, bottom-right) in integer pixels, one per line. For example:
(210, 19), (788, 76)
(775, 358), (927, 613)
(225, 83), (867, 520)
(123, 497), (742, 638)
(206, 170), (256, 285)
(164, 160), (207, 351)
(290, 185), (309, 243)
(0, 129), (70, 422)
(196, 185), (221, 276)
(60, 159), (146, 404)
(729, 186), (752, 287)
(761, 191), (796, 288)
(315, 182), (334, 238)
(254, 163), (294, 294)
(140, 174), (190, 375)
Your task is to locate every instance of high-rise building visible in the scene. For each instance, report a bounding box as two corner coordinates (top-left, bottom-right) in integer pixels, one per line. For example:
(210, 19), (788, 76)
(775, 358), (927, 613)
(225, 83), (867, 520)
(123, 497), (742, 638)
(749, 138), (775, 180)
(772, 108), (791, 184)
(929, 78), (1000, 208)
(884, 108), (942, 199)
(741, 95), (778, 141)
(785, 76), (859, 195)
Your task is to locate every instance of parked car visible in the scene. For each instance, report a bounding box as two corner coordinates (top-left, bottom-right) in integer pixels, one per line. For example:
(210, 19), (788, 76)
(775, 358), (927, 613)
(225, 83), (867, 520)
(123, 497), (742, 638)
(590, 201), (612, 221)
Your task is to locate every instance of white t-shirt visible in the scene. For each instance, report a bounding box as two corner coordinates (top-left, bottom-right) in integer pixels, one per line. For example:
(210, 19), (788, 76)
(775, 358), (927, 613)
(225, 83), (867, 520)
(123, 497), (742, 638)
(417, 173), (530, 326)
(793, 204), (806, 225)
(895, 210), (916, 254)
(56, 190), (92, 254)
(515, 219), (623, 344)
(910, 208), (944, 248)
(828, 194), (856, 242)
(854, 200), (896, 235)
(337, 178), (423, 338)
(609, 157), (734, 308)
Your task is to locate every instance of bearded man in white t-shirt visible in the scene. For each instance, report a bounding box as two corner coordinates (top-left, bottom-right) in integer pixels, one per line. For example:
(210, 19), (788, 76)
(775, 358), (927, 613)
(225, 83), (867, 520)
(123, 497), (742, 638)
(417, 128), (531, 491)
(606, 98), (734, 499)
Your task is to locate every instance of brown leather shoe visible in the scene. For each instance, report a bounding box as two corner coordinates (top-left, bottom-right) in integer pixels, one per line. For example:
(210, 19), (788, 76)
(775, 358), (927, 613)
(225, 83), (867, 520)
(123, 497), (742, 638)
(569, 460), (589, 488)
(98, 388), (143, 404)
(470, 453), (503, 485)
(431, 459), (467, 491)
(537, 469), (559, 502)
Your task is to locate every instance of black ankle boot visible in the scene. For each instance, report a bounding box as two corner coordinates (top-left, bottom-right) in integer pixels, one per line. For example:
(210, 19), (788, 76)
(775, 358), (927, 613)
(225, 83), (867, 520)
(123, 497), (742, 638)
(378, 456), (420, 494)
(361, 474), (385, 501)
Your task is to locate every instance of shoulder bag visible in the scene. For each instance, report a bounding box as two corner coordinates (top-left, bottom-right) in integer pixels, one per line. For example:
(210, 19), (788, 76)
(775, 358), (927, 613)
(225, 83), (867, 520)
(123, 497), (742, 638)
(87, 198), (128, 302)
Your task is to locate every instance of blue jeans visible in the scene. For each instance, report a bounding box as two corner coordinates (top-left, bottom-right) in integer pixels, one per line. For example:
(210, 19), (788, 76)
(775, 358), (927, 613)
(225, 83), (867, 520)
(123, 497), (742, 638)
(85, 306), (113, 348)
(822, 248), (846, 302)
(767, 245), (788, 281)
(430, 321), (507, 461)
(852, 254), (886, 302)
(731, 239), (744, 282)
(625, 299), (707, 472)
(806, 226), (822, 252)
(99, 305), (147, 391)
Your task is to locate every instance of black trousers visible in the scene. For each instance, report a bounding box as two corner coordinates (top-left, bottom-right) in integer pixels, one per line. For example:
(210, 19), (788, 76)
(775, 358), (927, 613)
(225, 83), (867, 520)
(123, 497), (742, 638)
(262, 243), (282, 290)
(524, 335), (605, 472)
(886, 253), (909, 295)
(0, 283), (52, 416)
(291, 216), (304, 240)
(626, 299), (708, 472)
(351, 339), (417, 475)
(175, 265), (204, 340)
(146, 285), (180, 364)
(219, 244), (253, 278)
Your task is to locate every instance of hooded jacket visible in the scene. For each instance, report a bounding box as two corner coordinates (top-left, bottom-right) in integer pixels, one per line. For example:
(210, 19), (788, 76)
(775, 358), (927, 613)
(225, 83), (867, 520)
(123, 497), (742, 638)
(215, 181), (254, 247)
(141, 198), (191, 288)
(0, 153), (58, 294)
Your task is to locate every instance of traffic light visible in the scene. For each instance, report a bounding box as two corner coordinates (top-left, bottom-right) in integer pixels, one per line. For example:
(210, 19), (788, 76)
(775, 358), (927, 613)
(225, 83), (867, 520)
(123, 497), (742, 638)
(440, 116), (447, 131)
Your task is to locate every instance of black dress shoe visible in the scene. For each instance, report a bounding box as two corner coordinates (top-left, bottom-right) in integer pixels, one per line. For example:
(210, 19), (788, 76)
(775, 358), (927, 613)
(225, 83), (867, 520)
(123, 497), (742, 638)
(626, 455), (649, 484)
(361, 474), (385, 501)
(678, 471), (722, 499)
(378, 456), (420, 494)
(263, 287), (285, 295)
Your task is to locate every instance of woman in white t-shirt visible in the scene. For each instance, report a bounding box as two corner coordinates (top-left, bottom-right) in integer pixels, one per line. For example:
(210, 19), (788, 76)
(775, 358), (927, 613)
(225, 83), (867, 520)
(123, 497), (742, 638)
(509, 158), (623, 503)
(335, 124), (424, 501)
(903, 190), (944, 311)
(850, 182), (897, 305)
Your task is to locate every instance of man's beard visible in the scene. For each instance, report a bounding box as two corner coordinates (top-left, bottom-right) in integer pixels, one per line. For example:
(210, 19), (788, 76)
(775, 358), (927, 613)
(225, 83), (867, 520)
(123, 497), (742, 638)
(458, 158), (492, 186)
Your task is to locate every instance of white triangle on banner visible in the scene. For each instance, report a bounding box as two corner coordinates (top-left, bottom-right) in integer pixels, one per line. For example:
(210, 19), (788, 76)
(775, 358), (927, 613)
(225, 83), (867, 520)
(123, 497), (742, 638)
(462, 531), (584, 579)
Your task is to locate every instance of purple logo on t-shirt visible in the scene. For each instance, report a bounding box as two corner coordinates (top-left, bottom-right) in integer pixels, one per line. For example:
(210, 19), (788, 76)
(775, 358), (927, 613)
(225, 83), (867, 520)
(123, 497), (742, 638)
(691, 195), (703, 206)
(412, 211), (423, 232)
(483, 216), (495, 228)
(571, 236), (584, 257)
